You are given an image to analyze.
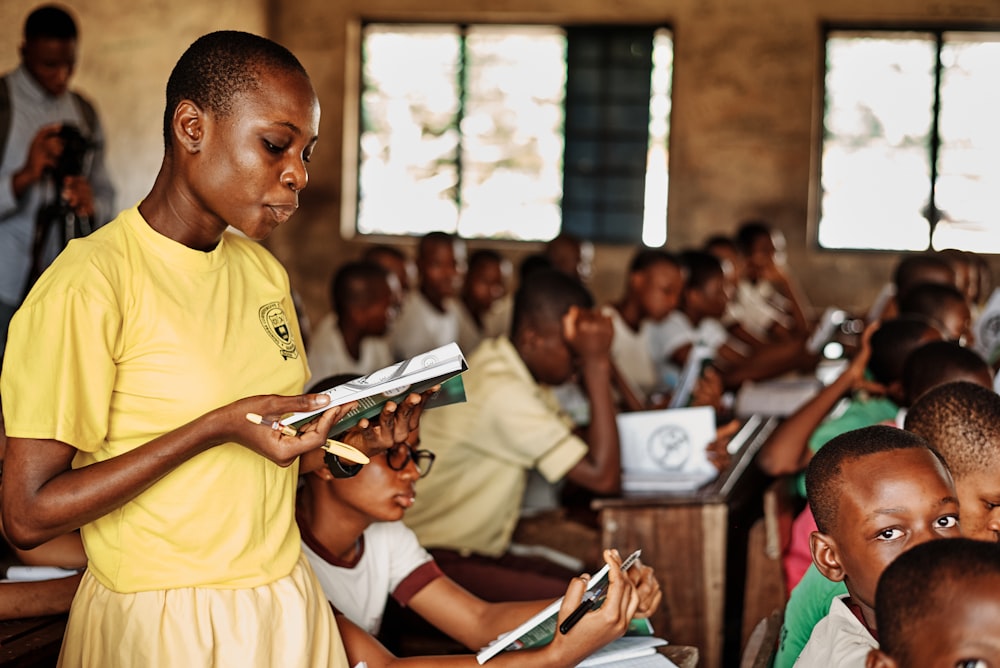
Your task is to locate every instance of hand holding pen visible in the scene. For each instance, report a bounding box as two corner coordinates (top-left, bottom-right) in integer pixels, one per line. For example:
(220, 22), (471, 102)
(558, 549), (641, 636)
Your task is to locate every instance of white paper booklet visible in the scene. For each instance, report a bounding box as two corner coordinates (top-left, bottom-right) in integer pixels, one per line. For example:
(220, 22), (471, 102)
(280, 342), (468, 429)
(617, 406), (717, 493)
(576, 636), (670, 667)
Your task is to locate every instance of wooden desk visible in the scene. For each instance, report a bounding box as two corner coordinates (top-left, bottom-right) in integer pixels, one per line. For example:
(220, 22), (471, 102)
(593, 416), (779, 668)
(0, 615), (66, 667)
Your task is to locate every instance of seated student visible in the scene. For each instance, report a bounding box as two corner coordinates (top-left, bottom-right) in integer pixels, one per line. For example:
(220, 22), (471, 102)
(900, 340), (993, 408)
(905, 380), (1000, 542)
(307, 261), (397, 379)
(0, 410), (84, 620)
(545, 233), (594, 286)
(878, 252), (957, 322)
(403, 270), (621, 600)
(897, 281), (974, 346)
(773, 350), (994, 667)
(456, 249), (511, 356)
(649, 250), (814, 393)
(794, 425), (961, 666)
(866, 538), (1000, 668)
(295, 378), (662, 660)
(603, 249), (685, 407)
(364, 244), (414, 297)
(727, 220), (811, 346)
(390, 232), (465, 361)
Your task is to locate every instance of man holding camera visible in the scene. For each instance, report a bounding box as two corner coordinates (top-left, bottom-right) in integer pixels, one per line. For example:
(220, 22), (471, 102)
(0, 4), (114, 357)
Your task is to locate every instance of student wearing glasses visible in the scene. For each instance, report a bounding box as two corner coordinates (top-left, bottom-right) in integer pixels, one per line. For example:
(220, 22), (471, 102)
(295, 377), (662, 665)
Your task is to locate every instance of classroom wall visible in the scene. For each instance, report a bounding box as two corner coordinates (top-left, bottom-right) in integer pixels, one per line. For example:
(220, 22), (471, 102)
(2, 0), (998, 331)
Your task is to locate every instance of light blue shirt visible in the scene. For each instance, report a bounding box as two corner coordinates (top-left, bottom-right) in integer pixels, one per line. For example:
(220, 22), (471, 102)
(0, 64), (114, 305)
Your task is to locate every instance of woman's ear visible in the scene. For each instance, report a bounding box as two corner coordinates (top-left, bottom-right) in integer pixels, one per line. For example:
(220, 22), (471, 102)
(810, 530), (847, 582)
(173, 100), (204, 153)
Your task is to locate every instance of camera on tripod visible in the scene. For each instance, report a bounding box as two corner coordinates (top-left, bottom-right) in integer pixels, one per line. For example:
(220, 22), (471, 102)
(51, 123), (91, 186)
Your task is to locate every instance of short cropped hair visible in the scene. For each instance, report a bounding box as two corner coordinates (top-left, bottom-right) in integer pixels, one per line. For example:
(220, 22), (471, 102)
(876, 538), (1000, 665)
(904, 380), (1000, 480)
(24, 4), (77, 40)
(331, 261), (390, 321)
(417, 231), (457, 259)
(806, 425), (937, 535)
(518, 254), (553, 283)
(897, 282), (967, 333)
(735, 220), (772, 255)
(679, 250), (724, 292)
(468, 248), (504, 274)
(901, 340), (991, 405)
(363, 245), (407, 264)
(628, 248), (680, 275)
(892, 254), (955, 302)
(866, 316), (937, 386)
(510, 269), (593, 337)
(164, 31), (308, 148)
(703, 234), (736, 255)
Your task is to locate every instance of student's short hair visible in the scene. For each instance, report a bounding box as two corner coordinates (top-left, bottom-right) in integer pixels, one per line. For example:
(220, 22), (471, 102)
(518, 254), (553, 283)
(417, 231), (457, 259)
(897, 281), (967, 333)
(866, 316), (938, 386)
(679, 250), (724, 291)
(904, 380), (1000, 480)
(24, 4), (77, 40)
(806, 425), (938, 535)
(876, 538), (1000, 665)
(330, 261), (390, 321)
(363, 244), (407, 264)
(901, 340), (991, 405)
(467, 248), (504, 274)
(734, 220), (772, 255)
(892, 254), (955, 301)
(703, 234), (736, 255)
(510, 269), (593, 337)
(163, 31), (308, 148)
(628, 248), (680, 274)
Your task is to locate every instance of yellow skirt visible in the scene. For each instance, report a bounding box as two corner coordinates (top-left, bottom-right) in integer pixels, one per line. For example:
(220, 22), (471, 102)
(58, 553), (348, 668)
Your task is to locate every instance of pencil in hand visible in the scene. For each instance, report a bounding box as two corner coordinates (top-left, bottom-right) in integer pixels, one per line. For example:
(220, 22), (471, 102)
(245, 413), (370, 465)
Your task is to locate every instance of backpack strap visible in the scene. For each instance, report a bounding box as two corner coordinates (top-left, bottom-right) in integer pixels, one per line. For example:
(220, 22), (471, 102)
(71, 90), (98, 139)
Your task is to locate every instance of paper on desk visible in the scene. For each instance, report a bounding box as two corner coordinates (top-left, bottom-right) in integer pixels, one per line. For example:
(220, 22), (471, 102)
(617, 406), (717, 493)
(576, 636), (669, 666)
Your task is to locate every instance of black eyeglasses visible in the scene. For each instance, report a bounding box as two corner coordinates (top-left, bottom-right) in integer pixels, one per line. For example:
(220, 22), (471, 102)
(385, 443), (435, 478)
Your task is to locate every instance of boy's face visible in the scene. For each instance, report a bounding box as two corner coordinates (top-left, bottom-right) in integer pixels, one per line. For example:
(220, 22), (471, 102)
(522, 319), (576, 386)
(635, 262), (683, 322)
(21, 36), (76, 97)
(194, 67), (320, 241)
(868, 575), (1000, 668)
(361, 277), (396, 336)
(956, 469), (1000, 542)
(419, 241), (460, 303)
(813, 448), (960, 621)
(694, 273), (729, 319)
(464, 259), (508, 315)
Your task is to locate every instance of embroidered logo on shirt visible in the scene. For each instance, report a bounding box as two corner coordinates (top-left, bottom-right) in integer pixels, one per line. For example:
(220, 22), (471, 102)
(259, 302), (299, 360)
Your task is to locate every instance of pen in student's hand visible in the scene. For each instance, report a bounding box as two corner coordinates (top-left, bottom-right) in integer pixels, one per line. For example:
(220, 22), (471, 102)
(559, 586), (605, 635)
(245, 413), (370, 465)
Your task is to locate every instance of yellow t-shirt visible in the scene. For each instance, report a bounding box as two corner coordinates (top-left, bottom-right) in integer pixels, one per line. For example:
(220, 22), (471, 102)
(1, 206), (310, 593)
(403, 336), (588, 557)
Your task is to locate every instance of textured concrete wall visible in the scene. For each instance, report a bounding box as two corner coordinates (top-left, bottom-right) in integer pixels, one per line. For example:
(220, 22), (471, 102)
(3, 1), (999, 330)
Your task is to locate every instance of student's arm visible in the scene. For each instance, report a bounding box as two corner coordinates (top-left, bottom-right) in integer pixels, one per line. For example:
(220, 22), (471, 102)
(756, 324), (881, 477)
(562, 308), (621, 495)
(714, 336), (817, 390)
(760, 263), (812, 337)
(341, 550), (640, 668)
(0, 573), (82, 621)
(408, 559), (662, 651)
(2, 395), (425, 549)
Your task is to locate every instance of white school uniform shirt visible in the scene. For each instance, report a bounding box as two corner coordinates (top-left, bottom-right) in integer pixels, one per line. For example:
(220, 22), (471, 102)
(301, 521), (439, 635)
(645, 311), (730, 391)
(603, 306), (658, 404)
(306, 313), (393, 381)
(389, 290), (461, 360)
(795, 595), (877, 667)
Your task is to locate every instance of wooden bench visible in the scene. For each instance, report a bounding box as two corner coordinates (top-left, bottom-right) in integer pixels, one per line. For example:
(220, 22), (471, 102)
(0, 615), (66, 667)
